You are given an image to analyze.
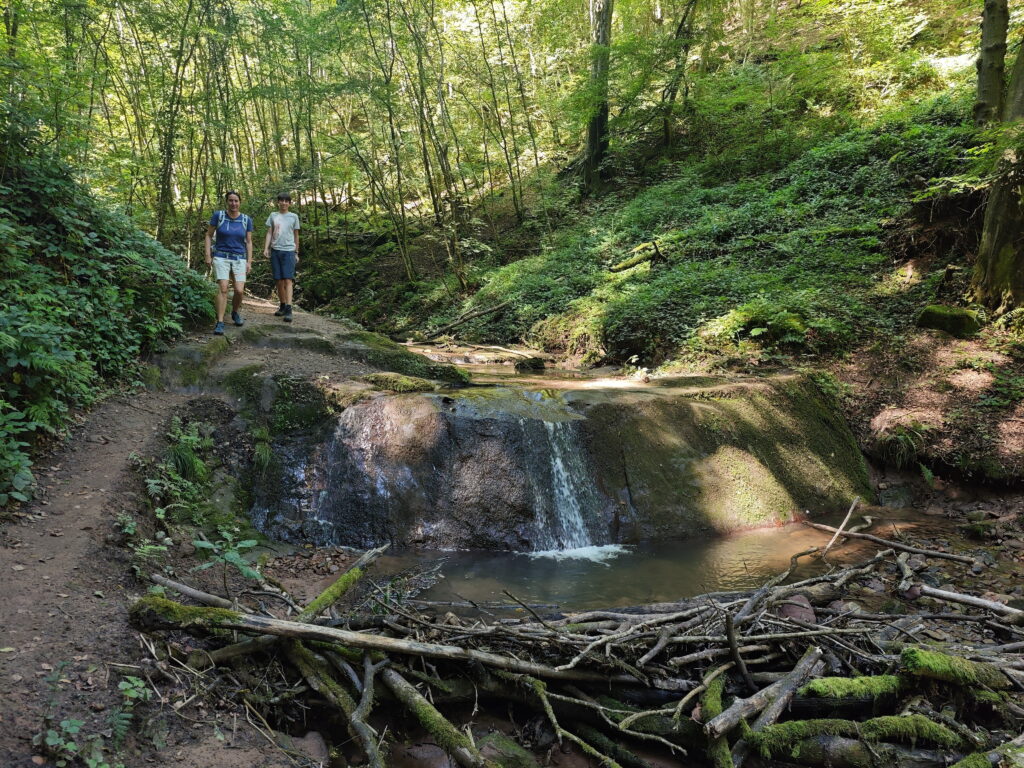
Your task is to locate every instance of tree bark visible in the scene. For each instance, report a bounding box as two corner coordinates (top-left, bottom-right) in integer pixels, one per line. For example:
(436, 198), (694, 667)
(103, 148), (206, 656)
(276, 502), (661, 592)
(973, 32), (1024, 312)
(975, 0), (1009, 126)
(583, 0), (613, 195)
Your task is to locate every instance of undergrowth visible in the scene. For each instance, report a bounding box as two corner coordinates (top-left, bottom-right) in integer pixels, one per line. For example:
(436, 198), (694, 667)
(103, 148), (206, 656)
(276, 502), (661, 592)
(412, 92), (975, 367)
(0, 137), (212, 509)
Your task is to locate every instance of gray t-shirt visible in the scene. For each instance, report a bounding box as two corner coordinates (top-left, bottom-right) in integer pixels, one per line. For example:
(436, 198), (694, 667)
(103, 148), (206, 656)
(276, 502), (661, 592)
(266, 211), (301, 251)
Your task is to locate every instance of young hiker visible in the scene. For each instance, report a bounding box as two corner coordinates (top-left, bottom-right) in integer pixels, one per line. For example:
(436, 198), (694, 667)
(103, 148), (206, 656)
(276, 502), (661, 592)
(263, 192), (300, 323)
(204, 191), (253, 335)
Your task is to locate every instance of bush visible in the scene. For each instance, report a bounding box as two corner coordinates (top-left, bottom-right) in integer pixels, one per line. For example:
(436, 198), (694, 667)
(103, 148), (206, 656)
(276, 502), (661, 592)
(0, 144), (212, 507)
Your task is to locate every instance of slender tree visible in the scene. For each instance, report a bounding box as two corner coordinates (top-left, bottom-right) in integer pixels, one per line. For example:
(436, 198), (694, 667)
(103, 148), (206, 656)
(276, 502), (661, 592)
(582, 0), (613, 195)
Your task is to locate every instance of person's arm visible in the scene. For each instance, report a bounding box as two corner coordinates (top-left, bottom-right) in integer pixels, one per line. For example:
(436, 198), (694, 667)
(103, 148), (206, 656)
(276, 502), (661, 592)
(293, 229), (300, 264)
(205, 226), (216, 266)
(263, 227), (273, 258)
(245, 231), (253, 273)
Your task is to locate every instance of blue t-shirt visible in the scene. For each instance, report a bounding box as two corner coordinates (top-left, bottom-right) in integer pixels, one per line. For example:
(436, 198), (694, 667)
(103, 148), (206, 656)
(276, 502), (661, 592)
(209, 211), (253, 256)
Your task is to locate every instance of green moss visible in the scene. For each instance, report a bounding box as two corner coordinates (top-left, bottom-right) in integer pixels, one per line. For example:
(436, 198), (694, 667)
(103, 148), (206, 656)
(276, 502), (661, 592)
(269, 376), (335, 434)
(700, 675), (734, 768)
(338, 330), (470, 383)
(178, 337), (230, 386)
(900, 646), (1010, 690)
(128, 595), (241, 630)
(222, 364), (265, 404)
(798, 675), (902, 699)
(751, 719), (855, 758)
(477, 732), (540, 768)
(751, 714), (961, 758)
(362, 372), (435, 393)
(859, 715), (962, 748)
(139, 363), (163, 390)
(916, 305), (981, 338)
(299, 567), (364, 620)
(949, 754), (994, 768)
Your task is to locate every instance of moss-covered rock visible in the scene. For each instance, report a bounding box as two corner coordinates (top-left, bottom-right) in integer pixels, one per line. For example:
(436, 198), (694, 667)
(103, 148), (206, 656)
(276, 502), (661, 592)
(153, 337), (230, 389)
(916, 305), (981, 338)
(337, 329), (470, 383)
(362, 372), (435, 393)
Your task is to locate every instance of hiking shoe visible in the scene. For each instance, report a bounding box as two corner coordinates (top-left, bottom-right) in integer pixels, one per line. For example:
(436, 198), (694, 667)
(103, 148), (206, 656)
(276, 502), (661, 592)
(231, 310), (244, 326)
(213, 321), (225, 335)
(274, 303), (286, 317)
(283, 304), (293, 323)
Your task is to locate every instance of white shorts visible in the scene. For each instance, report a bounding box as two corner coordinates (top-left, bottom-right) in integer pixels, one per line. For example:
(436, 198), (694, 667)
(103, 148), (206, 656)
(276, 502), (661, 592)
(213, 256), (247, 282)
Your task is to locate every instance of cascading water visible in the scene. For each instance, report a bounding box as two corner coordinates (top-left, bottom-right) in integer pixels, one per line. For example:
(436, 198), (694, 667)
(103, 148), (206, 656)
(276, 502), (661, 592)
(539, 420), (593, 549)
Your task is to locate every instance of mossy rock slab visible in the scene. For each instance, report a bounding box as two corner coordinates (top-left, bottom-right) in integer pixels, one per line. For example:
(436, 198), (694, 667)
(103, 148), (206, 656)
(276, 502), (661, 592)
(240, 327), (337, 355)
(336, 330), (469, 383)
(153, 337), (230, 390)
(916, 305), (981, 338)
(222, 365), (349, 436)
(362, 372), (436, 393)
(253, 373), (871, 550)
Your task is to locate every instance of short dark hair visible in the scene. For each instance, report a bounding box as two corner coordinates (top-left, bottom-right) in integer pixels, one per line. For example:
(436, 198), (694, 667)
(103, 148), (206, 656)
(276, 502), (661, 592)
(224, 190), (241, 201)
(276, 192), (292, 201)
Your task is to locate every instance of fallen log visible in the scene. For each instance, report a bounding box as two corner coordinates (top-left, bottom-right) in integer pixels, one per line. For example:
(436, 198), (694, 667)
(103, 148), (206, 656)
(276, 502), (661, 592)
(187, 545), (387, 669)
(916, 585), (1024, 624)
(430, 300), (512, 337)
(131, 596), (641, 684)
(705, 646), (825, 741)
(381, 666), (491, 768)
(748, 734), (963, 768)
(802, 522), (979, 566)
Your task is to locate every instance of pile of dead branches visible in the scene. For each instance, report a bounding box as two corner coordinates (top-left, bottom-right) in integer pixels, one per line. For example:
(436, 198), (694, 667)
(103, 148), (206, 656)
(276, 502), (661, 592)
(130, 525), (1024, 768)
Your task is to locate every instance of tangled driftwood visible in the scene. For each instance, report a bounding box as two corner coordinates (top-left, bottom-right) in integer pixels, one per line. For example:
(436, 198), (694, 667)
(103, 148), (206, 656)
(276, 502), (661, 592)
(130, 529), (1024, 768)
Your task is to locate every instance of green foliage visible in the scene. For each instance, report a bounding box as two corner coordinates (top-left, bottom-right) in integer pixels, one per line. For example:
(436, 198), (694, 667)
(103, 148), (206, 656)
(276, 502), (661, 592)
(0, 142), (212, 508)
(425, 100), (972, 367)
(33, 667), (150, 768)
(192, 528), (262, 594)
(873, 420), (936, 469)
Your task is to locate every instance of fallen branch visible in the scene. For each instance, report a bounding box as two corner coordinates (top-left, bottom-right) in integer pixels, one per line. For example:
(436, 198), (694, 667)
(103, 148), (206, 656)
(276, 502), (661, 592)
(704, 646), (825, 741)
(803, 522), (978, 566)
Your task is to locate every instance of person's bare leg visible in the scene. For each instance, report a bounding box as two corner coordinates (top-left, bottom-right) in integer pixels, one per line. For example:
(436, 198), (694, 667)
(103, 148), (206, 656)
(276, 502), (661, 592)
(282, 279), (293, 306)
(215, 280), (229, 321)
(232, 281), (245, 313)
(276, 278), (286, 305)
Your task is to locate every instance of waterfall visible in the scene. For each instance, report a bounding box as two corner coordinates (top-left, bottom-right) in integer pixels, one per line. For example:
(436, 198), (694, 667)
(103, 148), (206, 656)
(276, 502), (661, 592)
(537, 420), (594, 550)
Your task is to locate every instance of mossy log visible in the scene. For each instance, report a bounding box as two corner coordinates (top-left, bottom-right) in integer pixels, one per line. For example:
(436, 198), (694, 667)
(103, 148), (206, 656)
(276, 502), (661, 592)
(749, 734), (964, 768)
(381, 667), (493, 768)
(131, 596), (639, 683)
(748, 714), (964, 757)
(900, 647), (1011, 690)
(186, 545), (386, 669)
(700, 675), (734, 768)
(285, 641), (379, 764)
(705, 646), (824, 740)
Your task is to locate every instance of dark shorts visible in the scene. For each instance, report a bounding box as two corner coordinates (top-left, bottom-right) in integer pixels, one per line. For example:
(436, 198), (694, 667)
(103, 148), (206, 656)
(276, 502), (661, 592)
(270, 249), (296, 280)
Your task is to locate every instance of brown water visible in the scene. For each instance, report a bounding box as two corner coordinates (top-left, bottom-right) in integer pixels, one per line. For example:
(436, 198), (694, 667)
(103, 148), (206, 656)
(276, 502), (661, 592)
(381, 508), (947, 611)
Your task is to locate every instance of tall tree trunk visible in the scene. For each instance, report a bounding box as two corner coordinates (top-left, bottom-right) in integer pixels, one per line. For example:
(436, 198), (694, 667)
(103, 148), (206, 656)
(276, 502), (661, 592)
(583, 0), (613, 195)
(975, 0), (1009, 126)
(973, 43), (1024, 312)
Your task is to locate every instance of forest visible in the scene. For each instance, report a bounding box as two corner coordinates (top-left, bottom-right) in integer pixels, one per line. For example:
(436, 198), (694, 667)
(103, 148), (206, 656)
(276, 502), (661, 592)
(4, 0), (1024, 766)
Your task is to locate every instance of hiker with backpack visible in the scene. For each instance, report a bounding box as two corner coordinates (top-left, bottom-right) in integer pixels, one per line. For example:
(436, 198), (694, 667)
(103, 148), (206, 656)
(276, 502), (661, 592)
(204, 191), (254, 335)
(263, 192), (300, 323)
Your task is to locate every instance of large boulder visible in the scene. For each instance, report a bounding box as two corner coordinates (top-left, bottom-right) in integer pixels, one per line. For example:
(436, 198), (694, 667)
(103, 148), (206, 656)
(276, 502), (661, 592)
(250, 375), (870, 551)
